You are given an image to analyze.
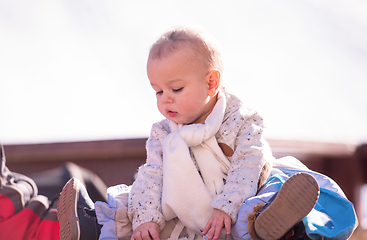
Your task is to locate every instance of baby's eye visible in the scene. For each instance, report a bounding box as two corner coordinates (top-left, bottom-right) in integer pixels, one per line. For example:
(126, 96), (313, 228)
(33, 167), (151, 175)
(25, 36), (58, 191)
(173, 87), (183, 92)
(156, 90), (163, 95)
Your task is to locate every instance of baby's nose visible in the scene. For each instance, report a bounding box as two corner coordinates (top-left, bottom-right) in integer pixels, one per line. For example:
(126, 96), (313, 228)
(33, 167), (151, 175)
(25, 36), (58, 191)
(162, 93), (173, 103)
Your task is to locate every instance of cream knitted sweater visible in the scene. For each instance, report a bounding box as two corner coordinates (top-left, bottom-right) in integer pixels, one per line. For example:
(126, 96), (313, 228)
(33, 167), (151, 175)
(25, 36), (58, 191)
(127, 91), (273, 233)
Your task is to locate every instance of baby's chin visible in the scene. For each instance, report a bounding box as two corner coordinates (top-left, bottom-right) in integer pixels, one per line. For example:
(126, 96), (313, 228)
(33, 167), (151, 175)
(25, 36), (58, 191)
(167, 117), (189, 125)
(164, 114), (201, 125)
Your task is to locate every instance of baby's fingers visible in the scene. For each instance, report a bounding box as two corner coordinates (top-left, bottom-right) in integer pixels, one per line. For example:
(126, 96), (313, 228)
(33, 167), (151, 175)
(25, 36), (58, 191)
(202, 218), (213, 235)
(224, 217), (231, 235)
(131, 222), (160, 240)
(131, 231), (142, 240)
(148, 228), (160, 240)
(212, 219), (223, 239)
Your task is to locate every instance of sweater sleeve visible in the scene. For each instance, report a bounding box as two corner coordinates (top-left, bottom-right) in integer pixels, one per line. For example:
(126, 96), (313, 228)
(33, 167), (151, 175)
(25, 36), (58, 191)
(127, 123), (167, 231)
(211, 109), (272, 223)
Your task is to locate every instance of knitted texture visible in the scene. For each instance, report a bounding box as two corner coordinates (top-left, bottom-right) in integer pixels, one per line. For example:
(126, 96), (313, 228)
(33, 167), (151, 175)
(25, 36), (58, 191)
(127, 90), (273, 232)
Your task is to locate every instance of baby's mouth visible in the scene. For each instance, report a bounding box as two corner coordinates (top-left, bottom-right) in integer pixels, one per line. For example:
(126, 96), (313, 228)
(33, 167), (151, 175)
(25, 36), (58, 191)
(167, 111), (177, 118)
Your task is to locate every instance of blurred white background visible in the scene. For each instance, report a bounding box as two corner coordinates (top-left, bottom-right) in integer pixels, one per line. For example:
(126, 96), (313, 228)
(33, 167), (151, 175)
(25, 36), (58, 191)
(1, 0), (367, 145)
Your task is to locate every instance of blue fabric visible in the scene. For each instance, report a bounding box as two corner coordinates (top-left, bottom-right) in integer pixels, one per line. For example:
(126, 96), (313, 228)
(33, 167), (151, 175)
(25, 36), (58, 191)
(95, 184), (131, 240)
(232, 169), (286, 240)
(95, 201), (118, 240)
(232, 168), (358, 240)
(303, 187), (357, 240)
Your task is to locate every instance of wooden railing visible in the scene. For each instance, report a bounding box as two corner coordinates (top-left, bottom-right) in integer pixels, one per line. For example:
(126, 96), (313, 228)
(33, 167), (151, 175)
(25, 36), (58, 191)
(3, 138), (366, 227)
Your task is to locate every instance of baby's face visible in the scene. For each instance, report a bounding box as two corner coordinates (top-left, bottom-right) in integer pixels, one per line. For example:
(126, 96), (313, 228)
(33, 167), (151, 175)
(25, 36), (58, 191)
(147, 48), (214, 124)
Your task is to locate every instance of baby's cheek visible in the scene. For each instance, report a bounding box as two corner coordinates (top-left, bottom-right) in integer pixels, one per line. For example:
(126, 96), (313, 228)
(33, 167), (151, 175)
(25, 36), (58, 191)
(181, 105), (196, 117)
(157, 104), (166, 117)
(180, 98), (197, 111)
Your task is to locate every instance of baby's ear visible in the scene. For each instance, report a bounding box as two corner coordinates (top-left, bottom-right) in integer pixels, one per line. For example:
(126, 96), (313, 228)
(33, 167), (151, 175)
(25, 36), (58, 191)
(208, 69), (221, 97)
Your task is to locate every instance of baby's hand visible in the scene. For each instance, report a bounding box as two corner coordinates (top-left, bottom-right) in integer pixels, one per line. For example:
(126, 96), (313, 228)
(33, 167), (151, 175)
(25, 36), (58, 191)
(130, 222), (160, 240)
(202, 209), (231, 240)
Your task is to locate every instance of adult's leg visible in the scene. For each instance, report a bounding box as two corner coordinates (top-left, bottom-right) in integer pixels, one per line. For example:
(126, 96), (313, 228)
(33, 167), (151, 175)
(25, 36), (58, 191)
(232, 170), (319, 240)
(58, 177), (101, 240)
(29, 162), (108, 203)
(0, 144), (60, 240)
(253, 172), (319, 240)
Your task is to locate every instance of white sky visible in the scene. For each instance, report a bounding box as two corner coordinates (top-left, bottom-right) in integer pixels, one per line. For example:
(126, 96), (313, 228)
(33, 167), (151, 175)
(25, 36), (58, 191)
(1, 0), (367, 145)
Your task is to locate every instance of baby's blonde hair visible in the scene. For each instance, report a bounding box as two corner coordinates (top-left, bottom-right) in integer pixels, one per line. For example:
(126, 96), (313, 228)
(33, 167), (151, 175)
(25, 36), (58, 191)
(148, 25), (223, 73)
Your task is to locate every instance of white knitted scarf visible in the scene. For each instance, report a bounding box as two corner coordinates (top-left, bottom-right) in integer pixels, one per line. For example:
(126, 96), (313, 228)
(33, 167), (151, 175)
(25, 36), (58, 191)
(161, 91), (231, 234)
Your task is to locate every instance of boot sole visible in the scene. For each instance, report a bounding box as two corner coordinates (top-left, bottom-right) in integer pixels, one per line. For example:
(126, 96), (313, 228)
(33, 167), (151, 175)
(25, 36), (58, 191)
(57, 177), (81, 240)
(254, 172), (319, 240)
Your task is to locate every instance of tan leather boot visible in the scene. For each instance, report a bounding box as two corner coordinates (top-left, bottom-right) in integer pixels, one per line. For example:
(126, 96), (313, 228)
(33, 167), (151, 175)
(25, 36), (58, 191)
(249, 173), (319, 240)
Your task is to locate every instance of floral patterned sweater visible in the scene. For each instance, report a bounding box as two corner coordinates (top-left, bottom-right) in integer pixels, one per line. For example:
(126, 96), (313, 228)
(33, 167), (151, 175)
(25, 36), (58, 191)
(127, 91), (274, 231)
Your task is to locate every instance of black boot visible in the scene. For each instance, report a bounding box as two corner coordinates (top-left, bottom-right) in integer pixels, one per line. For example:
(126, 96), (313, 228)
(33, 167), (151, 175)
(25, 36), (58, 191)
(57, 177), (102, 240)
(254, 172), (319, 240)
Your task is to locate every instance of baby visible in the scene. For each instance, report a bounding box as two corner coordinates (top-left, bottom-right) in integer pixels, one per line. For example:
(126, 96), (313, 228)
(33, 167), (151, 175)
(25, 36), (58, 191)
(57, 25), (358, 240)
(126, 25), (273, 240)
